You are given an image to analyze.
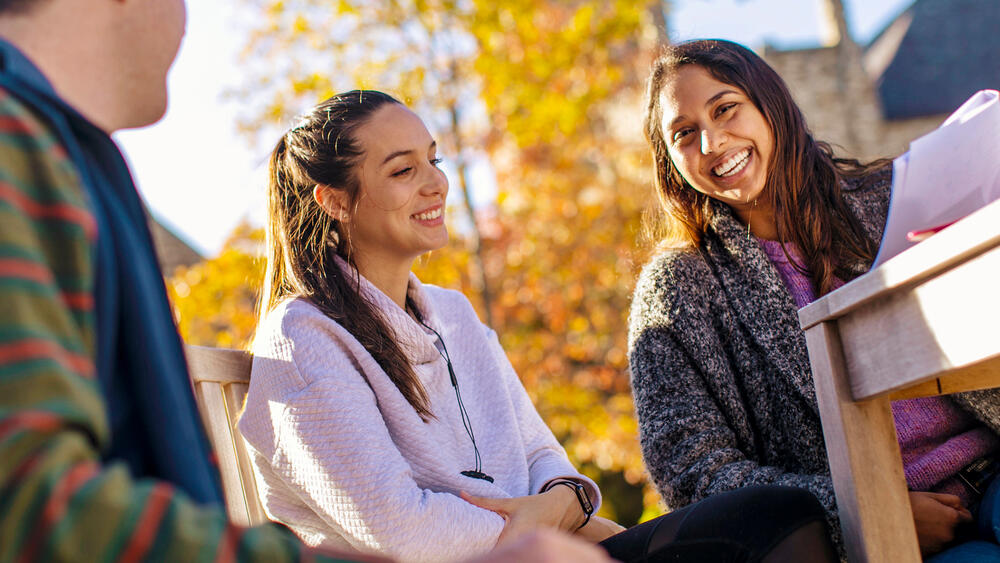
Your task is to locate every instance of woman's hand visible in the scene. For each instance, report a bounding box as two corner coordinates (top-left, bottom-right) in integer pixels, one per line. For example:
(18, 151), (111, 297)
(909, 491), (973, 556)
(574, 516), (626, 543)
(461, 487), (586, 545)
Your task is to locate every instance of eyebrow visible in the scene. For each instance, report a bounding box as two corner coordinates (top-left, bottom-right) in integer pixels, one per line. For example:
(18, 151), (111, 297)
(667, 89), (740, 129)
(381, 140), (437, 166)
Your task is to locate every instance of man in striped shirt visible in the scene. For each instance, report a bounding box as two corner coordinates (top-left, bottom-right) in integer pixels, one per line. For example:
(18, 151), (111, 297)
(0, 1), (610, 561)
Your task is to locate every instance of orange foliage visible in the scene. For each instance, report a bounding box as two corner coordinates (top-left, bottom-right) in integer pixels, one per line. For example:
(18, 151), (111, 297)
(167, 221), (264, 349)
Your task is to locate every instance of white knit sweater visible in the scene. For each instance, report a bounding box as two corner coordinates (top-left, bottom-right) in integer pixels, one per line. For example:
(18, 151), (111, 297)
(238, 269), (600, 563)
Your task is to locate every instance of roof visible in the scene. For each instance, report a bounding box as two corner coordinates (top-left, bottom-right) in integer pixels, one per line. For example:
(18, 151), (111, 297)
(147, 214), (204, 275)
(867, 0), (1000, 120)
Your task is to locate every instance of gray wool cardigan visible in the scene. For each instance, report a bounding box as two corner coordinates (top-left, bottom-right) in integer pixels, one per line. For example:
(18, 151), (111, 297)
(627, 166), (1000, 544)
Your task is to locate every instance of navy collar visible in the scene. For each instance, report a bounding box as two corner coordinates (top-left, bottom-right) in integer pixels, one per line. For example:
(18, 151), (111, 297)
(0, 37), (96, 132)
(0, 37), (58, 97)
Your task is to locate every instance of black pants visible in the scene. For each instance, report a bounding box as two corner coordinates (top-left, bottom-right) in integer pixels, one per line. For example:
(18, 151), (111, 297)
(599, 486), (836, 563)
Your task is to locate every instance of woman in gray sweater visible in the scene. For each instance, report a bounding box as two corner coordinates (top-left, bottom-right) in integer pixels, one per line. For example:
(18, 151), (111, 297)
(628, 39), (1000, 560)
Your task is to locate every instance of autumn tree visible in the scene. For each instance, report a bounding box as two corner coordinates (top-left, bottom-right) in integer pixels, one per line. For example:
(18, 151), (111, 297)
(167, 221), (264, 348)
(465, 1), (663, 523)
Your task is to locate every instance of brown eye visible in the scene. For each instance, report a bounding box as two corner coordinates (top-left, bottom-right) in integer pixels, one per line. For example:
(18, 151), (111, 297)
(672, 128), (693, 143)
(391, 167), (413, 177)
(717, 103), (737, 117)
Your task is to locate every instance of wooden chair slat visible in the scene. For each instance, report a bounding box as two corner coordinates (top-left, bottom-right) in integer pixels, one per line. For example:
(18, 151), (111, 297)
(224, 381), (268, 525)
(185, 345), (265, 526)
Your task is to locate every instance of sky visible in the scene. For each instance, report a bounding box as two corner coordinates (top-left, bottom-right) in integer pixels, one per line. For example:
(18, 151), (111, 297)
(114, 0), (915, 256)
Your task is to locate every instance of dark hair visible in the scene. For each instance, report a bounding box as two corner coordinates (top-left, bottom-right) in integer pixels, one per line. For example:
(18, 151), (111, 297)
(262, 89), (435, 419)
(0, 0), (44, 15)
(643, 39), (887, 295)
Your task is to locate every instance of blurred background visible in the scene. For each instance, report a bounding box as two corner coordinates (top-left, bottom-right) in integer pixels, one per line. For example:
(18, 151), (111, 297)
(119, 0), (999, 524)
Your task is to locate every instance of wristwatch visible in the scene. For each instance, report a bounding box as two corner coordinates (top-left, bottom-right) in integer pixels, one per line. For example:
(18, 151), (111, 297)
(544, 479), (594, 530)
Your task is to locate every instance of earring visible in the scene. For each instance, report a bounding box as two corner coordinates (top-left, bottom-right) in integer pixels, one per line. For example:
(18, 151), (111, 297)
(747, 198), (757, 239)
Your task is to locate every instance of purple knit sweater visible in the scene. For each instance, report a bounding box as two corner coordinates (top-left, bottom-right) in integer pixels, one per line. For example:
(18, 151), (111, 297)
(758, 238), (999, 504)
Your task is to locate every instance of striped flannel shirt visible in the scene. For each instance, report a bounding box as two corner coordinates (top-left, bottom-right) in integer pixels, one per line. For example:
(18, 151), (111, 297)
(0, 87), (368, 562)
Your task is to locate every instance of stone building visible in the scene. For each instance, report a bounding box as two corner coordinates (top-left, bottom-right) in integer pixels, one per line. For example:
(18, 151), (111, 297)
(762, 0), (1000, 161)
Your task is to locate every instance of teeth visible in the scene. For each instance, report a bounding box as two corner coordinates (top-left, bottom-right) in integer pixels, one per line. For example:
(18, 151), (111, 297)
(713, 149), (751, 177)
(413, 207), (443, 221)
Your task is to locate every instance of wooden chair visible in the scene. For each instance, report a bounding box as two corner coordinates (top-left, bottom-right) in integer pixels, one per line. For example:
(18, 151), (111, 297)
(185, 344), (267, 527)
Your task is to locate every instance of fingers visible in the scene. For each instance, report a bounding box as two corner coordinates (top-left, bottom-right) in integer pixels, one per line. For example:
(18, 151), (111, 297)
(923, 492), (964, 508)
(460, 491), (513, 516)
(574, 516), (626, 543)
(460, 492), (517, 546)
(463, 492), (574, 545)
(957, 506), (974, 522)
(593, 516), (626, 532)
(908, 490), (974, 556)
(924, 492), (973, 521)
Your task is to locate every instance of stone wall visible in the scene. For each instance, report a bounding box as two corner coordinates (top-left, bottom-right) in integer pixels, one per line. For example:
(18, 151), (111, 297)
(762, 44), (949, 163)
(763, 45), (887, 160)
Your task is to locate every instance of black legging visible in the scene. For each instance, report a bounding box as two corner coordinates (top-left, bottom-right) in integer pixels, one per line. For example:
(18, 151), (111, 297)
(599, 486), (838, 563)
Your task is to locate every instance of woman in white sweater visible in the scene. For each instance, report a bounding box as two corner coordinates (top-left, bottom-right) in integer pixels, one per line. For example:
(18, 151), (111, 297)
(238, 90), (838, 563)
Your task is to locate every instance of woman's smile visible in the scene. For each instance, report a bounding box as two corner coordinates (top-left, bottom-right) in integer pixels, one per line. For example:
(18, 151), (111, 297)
(411, 204), (445, 226)
(711, 147), (752, 178)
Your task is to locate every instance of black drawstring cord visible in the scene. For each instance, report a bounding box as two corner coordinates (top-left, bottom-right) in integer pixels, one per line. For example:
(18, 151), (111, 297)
(415, 316), (493, 483)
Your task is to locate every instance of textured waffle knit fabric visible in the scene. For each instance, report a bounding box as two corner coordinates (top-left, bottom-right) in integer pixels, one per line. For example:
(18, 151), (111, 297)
(239, 258), (600, 562)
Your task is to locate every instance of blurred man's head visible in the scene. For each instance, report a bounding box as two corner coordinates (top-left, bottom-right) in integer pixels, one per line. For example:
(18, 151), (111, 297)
(106, 0), (187, 128)
(0, 0), (47, 15)
(0, 0), (187, 131)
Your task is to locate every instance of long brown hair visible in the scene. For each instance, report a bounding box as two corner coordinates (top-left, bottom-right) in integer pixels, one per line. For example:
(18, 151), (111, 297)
(644, 39), (887, 295)
(261, 90), (433, 420)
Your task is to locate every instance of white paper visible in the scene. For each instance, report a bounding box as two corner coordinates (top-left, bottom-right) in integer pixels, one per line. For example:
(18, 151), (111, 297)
(872, 89), (1000, 268)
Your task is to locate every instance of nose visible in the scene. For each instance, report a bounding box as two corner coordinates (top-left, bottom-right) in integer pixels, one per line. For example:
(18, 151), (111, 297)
(422, 163), (448, 197)
(700, 127), (726, 155)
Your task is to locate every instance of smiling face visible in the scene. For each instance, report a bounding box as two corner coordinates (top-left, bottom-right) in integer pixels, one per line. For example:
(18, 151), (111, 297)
(343, 103), (449, 272)
(660, 64), (775, 222)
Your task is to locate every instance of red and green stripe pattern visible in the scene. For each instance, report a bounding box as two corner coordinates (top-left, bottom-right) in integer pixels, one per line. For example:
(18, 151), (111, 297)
(0, 88), (364, 561)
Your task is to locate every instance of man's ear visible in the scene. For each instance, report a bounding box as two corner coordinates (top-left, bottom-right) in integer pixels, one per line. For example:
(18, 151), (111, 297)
(313, 185), (349, 222)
